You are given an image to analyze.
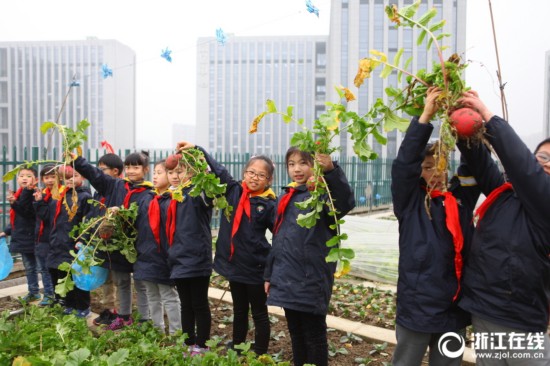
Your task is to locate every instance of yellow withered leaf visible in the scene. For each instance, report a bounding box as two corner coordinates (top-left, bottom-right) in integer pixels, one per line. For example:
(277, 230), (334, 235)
(249, 111), (267, 134)
(354, 58), (374, 88)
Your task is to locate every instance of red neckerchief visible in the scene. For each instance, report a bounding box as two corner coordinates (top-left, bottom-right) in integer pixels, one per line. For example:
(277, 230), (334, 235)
(123, 182), (147, 208)
(273, 187), (297, 235)
(37, 185), (63, 241)
(474, 182), (513, 224)
(166, 199), (177, 247)
(148, 195), (162, 251)
(9, 188), (23, 229)
(53, 189), (69, 226)
(230, 182), (257, 260)
(430, 189), (464, 302)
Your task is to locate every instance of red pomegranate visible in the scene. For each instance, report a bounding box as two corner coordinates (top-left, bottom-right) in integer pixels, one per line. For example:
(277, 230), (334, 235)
(165, 153), (182, 170)
(449, 108), (483, 138)
(58, 165), (75, 177)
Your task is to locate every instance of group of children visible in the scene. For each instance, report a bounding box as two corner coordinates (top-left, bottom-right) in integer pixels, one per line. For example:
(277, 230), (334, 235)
(2, 140), (356, 365)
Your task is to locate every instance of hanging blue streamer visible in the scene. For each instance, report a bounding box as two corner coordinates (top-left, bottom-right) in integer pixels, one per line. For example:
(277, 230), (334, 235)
(161, 47), (172, 62)
(216, 28), (227, 46)
(306, 0), (320, 17)
(101, 64), (113, 79)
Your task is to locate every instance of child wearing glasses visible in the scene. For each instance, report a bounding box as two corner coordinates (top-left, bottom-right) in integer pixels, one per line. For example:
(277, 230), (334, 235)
(175, 140), (276, 356)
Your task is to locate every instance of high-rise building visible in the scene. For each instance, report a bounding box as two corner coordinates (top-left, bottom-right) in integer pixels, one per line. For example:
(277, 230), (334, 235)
(196, 35), (328, 155)
(327, 0), (467, 158)
(0, 38), (136, 159)
(544, 50), (550, 138)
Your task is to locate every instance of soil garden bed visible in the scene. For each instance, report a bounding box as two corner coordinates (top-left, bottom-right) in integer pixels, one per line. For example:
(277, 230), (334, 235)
(0, 274), (397, 365)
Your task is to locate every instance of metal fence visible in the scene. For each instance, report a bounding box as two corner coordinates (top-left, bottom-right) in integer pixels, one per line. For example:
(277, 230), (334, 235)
(0, 146), (397, 232)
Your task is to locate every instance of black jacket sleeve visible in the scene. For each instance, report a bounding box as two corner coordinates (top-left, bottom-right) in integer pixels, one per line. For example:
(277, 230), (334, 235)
(484, 116), (550, 231)
(324, 162), (356, 218)
(73, 156), (116, 197)
(391, 118), (433, 218)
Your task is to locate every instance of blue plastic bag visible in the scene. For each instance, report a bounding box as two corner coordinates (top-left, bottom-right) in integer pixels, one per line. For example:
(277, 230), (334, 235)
(71, 247), (108, 291)
(0, 237), (14, 280)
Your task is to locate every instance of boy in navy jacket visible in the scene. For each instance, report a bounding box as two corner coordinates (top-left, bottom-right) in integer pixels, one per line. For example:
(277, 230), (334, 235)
(1, 168), (39, 302)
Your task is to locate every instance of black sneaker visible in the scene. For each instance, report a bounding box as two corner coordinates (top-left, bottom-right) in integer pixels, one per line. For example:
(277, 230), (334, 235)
(93, 309), (117, 326)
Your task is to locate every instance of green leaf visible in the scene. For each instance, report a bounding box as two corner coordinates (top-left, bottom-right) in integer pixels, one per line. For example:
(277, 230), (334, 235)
(107, 349), (129, 366)
(2, 167), (20, 183)
(326, 235), (341, 247)
(266, 99), (277, 113)
(417, 8), (437, 26)
(417, 29), (427, 46)
(383, 110), (410, 132)
(392, 48), (404, 70)
(40, 121), (57, 134)
(338, 248), (355, 260)
(429, 19), (446, 33)
(371, 126), (388, 145)
(297, 210), (319, 228)
(398, 0), (421, 19)
(379, 63), (393, 79)
(66, 348), (90, 366)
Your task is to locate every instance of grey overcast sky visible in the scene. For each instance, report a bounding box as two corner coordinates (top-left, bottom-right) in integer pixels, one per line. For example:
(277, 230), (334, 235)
(1, 0), (549, 149)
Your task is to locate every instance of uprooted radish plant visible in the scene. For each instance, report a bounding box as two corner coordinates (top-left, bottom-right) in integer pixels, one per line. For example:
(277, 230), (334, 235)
(249, 86), (388, 277)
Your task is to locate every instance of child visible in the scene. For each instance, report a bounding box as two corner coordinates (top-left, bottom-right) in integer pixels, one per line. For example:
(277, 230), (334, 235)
(138, 160), (182, 335)
(0, 168), (39, 302)
(165, 158), (213, 355)
(87, 153), (131, 327)
(35, 169), (92, 317)
(177, 141), (276, 355)
(72, 151), (153, 329)
(390, 87), (479, 366)
(264, 147), (355, 366)
(456, 90), (550, 362)
(33, 164), (62, 306)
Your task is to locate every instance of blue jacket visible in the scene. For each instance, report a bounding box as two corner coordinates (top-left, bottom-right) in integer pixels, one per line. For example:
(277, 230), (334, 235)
(391, 118), (479, 333)
(5, 187), (36, 254)
(41, 185), (92, 269)
(265, 163), (355, 315)
(200, 147), (277, 285)
(73, 156), (137, 273)
(458, 116), (550, 332)
(33, 186), (63, 258)
(167, 184), (213, 280)
(135, 191), (174, 285)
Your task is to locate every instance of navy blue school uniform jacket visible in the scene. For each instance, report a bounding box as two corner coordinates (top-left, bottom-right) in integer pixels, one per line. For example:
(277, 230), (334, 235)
(6, 187), (36, 254)
(457, 116), (550, 333)
(392, 118), (480, 333)
(199, 147), (277, 285)
(42, 185), (92, 269)
(4, 188), (36, 254)
(73, 156), (139, 273)
(167, 183), (213, 280)
(264, 163), (355, 315)
(33, 186), (64, 258)
(138, 191), (175, 285)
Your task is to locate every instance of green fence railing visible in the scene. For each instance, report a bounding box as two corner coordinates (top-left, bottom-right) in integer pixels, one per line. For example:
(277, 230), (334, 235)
(0, 146), (403, 232)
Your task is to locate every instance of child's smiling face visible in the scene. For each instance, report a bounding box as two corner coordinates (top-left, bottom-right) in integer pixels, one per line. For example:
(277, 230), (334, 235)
(287, 152), (313, 186)
(17, 169), (37, 188)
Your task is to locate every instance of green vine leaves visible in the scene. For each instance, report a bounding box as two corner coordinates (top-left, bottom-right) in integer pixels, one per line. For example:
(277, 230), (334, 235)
(172, 148), (233, 221)
(249, 87), (384, 277)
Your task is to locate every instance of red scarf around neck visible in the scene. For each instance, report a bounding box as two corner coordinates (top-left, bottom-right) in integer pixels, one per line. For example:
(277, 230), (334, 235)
(166, 199), (177, 247)
(123, 182), (147, 208)
(430, 190), (464, 301)
(474, 182), (513, 224)
(148, 195), (163, 251)
(9, 188), (23, 229)
(273, 187), (297, 235)
(53, 189), (69, 226)
(229, 182), (255, 260)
